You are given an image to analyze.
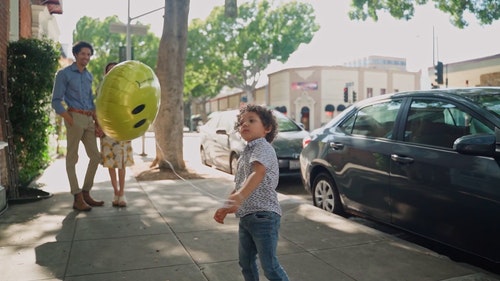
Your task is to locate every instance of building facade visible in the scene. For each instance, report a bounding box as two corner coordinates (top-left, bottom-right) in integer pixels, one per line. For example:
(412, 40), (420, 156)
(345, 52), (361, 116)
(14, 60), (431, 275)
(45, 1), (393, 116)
(206, 63), (421, 131)
(268, 65), (421, 130)
(0, 0), (62, 200)
(428, 54), (500, 88)
(207, 52), (500, 132)
(344, 55), (407, 71)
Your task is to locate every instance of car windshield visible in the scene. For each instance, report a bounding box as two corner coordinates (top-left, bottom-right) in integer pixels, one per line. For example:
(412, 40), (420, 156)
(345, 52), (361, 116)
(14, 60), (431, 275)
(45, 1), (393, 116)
(460, 91), (500, 118)
(274, 112), (302, 132)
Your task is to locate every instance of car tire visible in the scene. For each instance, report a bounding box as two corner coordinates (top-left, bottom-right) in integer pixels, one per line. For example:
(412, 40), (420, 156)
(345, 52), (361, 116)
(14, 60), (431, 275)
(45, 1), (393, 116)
(230, 154), (239, 175)
(312, 172), (343, 214)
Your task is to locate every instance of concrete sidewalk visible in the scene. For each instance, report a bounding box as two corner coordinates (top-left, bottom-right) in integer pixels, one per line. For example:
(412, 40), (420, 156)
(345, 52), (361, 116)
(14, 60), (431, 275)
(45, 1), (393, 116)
(1, 137), (499, 280)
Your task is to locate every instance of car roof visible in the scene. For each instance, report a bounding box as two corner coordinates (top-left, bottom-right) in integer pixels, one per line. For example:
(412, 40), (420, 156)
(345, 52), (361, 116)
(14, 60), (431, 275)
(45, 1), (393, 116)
(319, 87), (500, 131)
(354, 87), (500, 107)
(368, 87), (500, 99)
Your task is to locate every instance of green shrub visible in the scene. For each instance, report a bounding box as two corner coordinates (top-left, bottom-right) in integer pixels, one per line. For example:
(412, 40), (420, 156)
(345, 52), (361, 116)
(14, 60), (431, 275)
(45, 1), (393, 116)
(7, 38), (60, 186)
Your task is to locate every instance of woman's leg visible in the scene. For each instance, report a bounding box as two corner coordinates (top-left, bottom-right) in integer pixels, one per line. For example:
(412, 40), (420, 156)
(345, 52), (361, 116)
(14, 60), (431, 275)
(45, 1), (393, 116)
(117, 168), (127, 207)
(118, 168), (126, 195)
(108, 168), (119, 205)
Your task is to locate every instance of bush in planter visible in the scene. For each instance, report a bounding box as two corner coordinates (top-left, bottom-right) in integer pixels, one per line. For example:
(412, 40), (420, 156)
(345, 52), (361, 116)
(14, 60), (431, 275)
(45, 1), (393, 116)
(7, 38), (60, 186)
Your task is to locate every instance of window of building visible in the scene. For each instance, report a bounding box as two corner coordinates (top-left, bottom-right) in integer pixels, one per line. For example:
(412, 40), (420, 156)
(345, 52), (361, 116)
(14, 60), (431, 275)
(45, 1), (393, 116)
(367, 88), (373, 98)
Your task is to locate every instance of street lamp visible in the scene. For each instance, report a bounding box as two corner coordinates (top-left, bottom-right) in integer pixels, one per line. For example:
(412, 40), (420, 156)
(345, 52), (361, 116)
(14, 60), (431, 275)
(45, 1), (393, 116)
(126, 0), (131, 60)
(109, 1), (164, 155)
(110, 1), (163, 60)
(126, 0), (164, 60)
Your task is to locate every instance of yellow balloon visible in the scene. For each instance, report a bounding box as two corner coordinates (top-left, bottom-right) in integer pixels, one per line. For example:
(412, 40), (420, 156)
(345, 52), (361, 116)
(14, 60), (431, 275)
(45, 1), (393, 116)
(96, 60), (160, 141)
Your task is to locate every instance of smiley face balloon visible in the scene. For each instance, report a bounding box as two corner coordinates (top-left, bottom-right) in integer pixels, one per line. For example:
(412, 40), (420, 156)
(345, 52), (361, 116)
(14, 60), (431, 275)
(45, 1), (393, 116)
(96, 60), (160, 141)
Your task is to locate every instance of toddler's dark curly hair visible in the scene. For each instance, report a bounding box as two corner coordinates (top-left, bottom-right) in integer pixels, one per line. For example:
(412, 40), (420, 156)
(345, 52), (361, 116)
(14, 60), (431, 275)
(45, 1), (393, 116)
(235, 104), (278, 143)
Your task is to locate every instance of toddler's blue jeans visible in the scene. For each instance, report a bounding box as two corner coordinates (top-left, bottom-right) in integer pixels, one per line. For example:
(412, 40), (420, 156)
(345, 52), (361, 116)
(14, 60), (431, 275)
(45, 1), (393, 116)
(238, 211), (289, 281)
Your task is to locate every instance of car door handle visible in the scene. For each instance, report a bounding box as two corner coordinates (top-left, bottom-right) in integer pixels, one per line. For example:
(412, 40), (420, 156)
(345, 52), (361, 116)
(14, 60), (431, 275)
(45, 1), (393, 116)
(329, 142), (344, 150)
(391, 154), (414, 164)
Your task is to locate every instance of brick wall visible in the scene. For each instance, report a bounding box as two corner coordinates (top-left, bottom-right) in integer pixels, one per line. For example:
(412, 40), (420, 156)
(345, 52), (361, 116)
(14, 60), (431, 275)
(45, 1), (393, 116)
(19, 0), (32, 38)
(0, 0), (9, 189)
(0, 0), (8, 76)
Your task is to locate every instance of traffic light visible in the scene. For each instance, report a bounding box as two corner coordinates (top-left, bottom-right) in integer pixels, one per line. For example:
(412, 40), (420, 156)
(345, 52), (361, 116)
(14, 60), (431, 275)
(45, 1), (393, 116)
(352, 91), (357, 102)
(343, 87), (348, 102)
(119, 46), (134, 62)
(435, 61), (443, 85)
(119, 46), (126, 62)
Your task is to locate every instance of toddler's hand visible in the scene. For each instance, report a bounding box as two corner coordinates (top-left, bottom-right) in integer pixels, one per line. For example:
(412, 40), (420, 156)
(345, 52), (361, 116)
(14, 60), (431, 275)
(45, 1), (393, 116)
(214, 208), (229, 224)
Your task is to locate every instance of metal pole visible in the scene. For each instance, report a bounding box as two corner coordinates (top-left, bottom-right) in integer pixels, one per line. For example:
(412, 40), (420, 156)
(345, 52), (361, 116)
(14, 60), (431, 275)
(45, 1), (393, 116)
(430, 26), (435, 88)
(140, 134), (147, 156)
(126, 2), (163, 62)
(124, 0), (164, 156)
(126, 0), (131, 60)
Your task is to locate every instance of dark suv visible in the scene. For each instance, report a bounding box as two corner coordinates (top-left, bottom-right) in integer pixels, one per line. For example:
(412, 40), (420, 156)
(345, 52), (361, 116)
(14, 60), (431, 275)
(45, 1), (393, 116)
(199, 109), (309, 176)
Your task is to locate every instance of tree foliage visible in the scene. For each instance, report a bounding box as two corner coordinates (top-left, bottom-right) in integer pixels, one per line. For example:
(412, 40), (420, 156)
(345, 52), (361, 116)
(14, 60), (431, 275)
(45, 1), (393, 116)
(184, 0), (319, 104)
(184, 17), (227, 120)
(348, 0), (500, 28)
(7, 38), (60, 185)
(73, 16), (160, 89)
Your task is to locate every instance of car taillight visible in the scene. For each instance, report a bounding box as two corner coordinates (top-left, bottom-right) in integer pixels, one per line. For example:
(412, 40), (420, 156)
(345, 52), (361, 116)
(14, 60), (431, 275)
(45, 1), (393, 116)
(302, 136), (311, 148)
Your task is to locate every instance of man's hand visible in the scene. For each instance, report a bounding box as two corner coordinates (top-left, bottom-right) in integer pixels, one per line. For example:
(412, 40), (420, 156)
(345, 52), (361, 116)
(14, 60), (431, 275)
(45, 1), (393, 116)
(61, 111), (74, 126)
(95, 126), (104, 137)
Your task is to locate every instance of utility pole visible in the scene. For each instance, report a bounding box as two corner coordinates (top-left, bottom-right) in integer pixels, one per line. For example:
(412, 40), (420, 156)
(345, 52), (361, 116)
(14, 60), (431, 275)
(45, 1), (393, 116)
(126, 0), (131, 60)
(109, 1), (164, 60)
(432, 27), (444, 88)
(109, 1), (164, 155)
(126, 0), (164, 60)
(433, 26), (436, 66)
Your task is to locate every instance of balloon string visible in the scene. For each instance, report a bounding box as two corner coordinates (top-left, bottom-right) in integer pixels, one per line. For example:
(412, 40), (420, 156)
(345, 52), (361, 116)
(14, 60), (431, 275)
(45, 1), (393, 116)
(154, 142), (234, 205)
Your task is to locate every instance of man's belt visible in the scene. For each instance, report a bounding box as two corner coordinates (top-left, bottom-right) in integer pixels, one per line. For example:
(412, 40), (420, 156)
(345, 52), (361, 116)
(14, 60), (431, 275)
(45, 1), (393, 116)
(68, 108), (95, 117)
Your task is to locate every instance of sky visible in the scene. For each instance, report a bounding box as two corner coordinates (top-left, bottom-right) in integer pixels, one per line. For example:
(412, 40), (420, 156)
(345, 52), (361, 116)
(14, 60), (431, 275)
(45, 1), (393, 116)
(54, 0), (500, 87)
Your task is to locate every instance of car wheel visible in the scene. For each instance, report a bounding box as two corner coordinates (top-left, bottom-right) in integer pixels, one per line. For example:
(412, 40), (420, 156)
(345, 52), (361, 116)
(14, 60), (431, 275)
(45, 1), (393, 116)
(312, 172), (343, 214)
(200, 147), (209, 166)
(230, 154), (239, 175)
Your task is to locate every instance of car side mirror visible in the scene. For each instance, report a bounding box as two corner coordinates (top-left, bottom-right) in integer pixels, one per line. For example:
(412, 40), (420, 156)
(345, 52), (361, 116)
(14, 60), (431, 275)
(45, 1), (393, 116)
(216, 129), (228, 135)
(453, 133), (496, 157)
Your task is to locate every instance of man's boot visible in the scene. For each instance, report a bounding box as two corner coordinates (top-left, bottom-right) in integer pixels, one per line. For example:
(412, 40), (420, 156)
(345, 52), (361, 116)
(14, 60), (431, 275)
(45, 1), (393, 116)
(82, 190), (104, 206)
(73, 192), (92, 211)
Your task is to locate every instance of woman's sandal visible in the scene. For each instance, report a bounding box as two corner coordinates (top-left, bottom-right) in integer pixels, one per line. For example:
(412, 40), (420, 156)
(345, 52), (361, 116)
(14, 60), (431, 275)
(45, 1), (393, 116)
(118, 195), (127, 207)
(112, 195), (119, 207)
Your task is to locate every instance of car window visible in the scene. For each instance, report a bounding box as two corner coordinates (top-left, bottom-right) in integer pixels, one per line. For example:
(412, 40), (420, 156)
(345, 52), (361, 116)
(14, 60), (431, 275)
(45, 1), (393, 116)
(203, 114), (219, 131)
(217, 112), (238, 133)
(275, 113), (302, 132)
(461, 91), (500, 118)
(338, 100), (401, 139)
(404, 99), (493, 148)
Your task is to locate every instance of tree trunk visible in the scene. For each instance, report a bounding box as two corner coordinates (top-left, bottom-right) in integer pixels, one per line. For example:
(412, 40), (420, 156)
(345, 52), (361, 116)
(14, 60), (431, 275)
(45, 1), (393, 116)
(244, 88), (254, 104)
(154, 0), (190, 171)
